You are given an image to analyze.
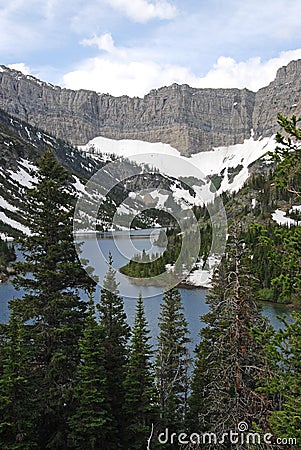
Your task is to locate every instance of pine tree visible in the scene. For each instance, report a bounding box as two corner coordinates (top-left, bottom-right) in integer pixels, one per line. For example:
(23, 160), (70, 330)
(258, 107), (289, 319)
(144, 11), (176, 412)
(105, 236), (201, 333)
(264, 113), (301, 444)
(0, 306), (37, 449)
(272, 114), (301, 197)
(124, 293), (158, 449)
(188, 235), (272, 449)
(97, 254), (130, 448)
(68, 292), (110, 449)
(186, 258), (228, 434)
(155, 287), (190, 440)
(11, 150), (94, 448)
(266, 312), (301, 444)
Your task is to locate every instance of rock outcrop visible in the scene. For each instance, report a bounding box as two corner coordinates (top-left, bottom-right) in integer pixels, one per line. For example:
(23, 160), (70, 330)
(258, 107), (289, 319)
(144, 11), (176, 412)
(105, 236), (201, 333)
(252, 59), (301, 139)
(0, 59), (301, 155)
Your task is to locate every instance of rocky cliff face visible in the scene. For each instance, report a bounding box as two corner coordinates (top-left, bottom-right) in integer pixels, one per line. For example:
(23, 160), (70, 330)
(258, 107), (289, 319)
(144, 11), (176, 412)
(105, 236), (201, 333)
(252, 59), (301, 139)
(0, 60), (301, 155)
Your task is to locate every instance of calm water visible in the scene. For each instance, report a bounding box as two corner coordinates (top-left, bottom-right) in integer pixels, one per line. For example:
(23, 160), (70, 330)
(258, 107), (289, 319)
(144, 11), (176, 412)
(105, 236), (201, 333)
(0, 230), (292, 350)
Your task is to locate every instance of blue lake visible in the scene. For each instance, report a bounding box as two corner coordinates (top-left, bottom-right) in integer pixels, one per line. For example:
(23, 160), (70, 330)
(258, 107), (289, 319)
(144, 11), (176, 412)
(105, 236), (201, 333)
(0, 230), (292, 350)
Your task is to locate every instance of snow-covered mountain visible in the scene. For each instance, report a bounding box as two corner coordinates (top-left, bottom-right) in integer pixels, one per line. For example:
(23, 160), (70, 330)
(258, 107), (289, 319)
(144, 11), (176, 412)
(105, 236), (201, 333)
(80, 132), (276, 206)
(1, 102), (294, 243)
(1, 59), (301, 155)
(0, 109), (204, 237)
(0, 109), (110, 238)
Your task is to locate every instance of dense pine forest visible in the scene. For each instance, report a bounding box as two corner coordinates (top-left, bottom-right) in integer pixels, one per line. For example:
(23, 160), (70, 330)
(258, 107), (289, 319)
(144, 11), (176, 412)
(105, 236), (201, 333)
(0, 114), (300, 449)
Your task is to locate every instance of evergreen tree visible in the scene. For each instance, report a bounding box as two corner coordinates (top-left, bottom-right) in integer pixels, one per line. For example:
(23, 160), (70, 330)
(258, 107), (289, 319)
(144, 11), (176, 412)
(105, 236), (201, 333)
(155, 287), (190, 440)
(124, 293), (158, 449)
(0, 306), (37, 449)
(272, 114), (301, 197)
(266, 312), (301, 444)
(97, 254), (130, 448)
(264, 114), (301, 445)
(188, 235), (272, 449)
(68, 292), (110, 450)
(186, 258), (229, 435)
(10, 150), (94, 448)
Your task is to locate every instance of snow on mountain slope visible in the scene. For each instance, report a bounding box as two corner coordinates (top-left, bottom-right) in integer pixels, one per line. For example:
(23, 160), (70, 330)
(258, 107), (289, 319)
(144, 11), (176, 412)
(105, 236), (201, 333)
(0, 159), (105, 237)
(80, 134), (276, 205)
(0, 211), (30, 235)
(7, 159), (37, 188)
(271, 209), (300, 227)
(0, 160), (36, 238)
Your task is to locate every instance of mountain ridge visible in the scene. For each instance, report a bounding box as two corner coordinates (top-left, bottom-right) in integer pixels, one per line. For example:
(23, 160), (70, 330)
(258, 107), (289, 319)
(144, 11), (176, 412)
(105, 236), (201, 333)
(1, 59), (301, 155)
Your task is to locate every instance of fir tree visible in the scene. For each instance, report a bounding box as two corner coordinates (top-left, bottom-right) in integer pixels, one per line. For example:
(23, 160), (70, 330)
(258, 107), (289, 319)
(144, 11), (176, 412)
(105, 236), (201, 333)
(124, 293), (158, 449)
(188, 234), (272, 449)
(97, 254), (130, 448)
(155, 287), (190, 440)
(266, 312), (301, 445)
(272, 114), (301, 197)
(68, 292), (110, 450)
(10, 150), (94, 448)
(0, 306), (37, 449)
(264, 113), (301, 445)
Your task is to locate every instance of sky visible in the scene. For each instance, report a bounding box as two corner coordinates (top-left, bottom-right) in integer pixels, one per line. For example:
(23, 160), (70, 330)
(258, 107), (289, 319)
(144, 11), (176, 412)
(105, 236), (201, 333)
(2, 0), (301, 97)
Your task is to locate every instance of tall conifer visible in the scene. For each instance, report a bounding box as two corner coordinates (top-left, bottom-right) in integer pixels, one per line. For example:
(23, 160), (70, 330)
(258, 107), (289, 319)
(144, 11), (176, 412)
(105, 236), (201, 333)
(124, 293), (158, 449)
(188, 235), (272, 449)
(97, 254), (130, 447)
(266, 313), (301, 444)
(11, 150), (94, 448)
(155, 287), (190, 440)
(0, 306), (37, 449)
(68, 292), (110, 449)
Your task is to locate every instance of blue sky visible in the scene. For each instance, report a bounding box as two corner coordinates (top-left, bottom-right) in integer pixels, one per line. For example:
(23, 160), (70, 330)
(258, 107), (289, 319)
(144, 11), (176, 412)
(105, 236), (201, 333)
(2, 0), (301, 97)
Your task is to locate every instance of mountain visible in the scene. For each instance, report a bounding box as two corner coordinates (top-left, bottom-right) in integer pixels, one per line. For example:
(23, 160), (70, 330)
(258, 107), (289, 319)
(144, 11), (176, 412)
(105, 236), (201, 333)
(1, 60), (300, 295)
(0, 108), (108, 238)
(1, 58), (301, 239)
(0, 108), (202, 237)
(1, 60), (301, 155)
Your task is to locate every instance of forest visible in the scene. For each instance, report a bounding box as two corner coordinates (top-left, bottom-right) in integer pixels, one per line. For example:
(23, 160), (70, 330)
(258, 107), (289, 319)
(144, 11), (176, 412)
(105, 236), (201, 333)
(0, 114), (300, 449)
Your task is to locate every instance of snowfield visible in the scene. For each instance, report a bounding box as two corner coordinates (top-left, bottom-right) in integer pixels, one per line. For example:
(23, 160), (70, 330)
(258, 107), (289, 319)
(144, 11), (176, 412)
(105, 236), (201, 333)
(80, 134), (276, 205)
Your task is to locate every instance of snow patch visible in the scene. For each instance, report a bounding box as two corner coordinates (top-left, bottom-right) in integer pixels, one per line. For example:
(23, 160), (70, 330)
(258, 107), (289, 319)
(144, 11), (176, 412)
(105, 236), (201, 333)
(184, 256), (220, 288)
(170, 184), (196, 209)
(80, 134), (276, 205)
(8, 159), (37, 188)
(145, 189), (169, 208)
(0, 233), (14, 242)
(0, 211), (30, 235)
(72, 176), (87, 194)
(0, 197), (18, 212)
(290, 205), (301, 213)
(271, 209), (299, 227)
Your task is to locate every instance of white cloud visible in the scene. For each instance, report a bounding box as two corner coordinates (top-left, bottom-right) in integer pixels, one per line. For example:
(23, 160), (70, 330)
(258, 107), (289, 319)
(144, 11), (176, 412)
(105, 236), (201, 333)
(64, 32), (198, 96)
(8, 63), (31, 75)
(103, 0), (177, 23)
(63, 34), (301, 97)
(63, 57), (193, 97)
(81, 33), (116, 53)
(195, 49), (301, 91)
